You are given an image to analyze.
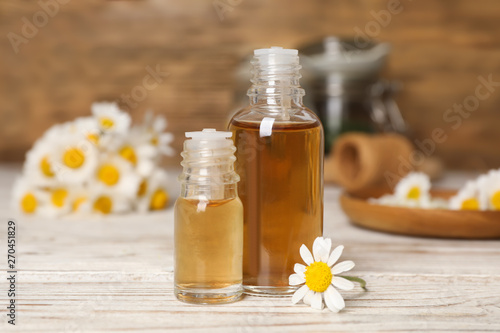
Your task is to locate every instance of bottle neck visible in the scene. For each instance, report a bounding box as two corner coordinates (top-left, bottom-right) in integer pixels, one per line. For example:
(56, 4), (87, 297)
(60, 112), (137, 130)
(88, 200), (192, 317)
(178, 136), (239, 201)
(247, 59), (305, 111)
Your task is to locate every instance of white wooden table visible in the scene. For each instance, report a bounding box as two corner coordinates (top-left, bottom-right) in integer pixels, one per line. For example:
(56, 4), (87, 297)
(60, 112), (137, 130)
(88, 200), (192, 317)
(1, 165), (499, 332)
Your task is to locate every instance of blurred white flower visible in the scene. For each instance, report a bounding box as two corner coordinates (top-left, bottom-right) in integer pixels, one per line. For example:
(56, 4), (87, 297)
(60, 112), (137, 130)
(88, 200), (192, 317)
(449, 179), (481, 210)
(23, 138), (58, 187)
(11, 178), (46, 215)
(92, 102), (131, 135)
(137, 169), (171, 212)
(39, 187), (73, 217)
(48, 133), (99, 185)
(79, 187), (131, 215)
(394, 172), (431, 208)
(479, 170), (500, 211)
(94, 155), (141, 199)
(138, 111), (175, 156)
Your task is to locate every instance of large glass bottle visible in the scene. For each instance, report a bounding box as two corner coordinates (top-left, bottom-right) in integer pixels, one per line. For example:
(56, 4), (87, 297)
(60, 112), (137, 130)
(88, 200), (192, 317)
(175, 129), (243, 304)
(228, 47), (324, 296)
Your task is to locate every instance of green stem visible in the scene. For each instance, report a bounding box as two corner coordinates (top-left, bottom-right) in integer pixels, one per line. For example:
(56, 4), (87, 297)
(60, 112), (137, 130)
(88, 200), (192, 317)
(340, 276), (368, 291)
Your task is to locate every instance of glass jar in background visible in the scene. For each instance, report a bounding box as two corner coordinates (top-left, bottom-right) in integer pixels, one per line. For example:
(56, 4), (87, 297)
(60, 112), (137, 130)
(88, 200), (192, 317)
(299, 37), (406, 154)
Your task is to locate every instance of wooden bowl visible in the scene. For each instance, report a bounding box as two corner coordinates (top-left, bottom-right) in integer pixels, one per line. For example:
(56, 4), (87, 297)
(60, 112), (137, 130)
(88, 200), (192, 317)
(340, 189), (500, 239)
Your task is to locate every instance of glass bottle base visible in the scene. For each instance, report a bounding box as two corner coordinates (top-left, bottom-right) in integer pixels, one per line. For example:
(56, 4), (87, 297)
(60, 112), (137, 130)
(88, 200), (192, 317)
(175, 285), (243, 305)
(243, 285), (297, 297)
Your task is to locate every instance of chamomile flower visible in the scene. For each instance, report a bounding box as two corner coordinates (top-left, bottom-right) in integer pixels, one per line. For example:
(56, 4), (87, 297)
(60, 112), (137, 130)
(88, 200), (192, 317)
(289, 237), (364, 312)
(137, 112), (175, 156)
(449, 180), (482, 211)
(114, 134), (157, 177)
(91, 102), (131, 135)
(394, 172), (431, 208)
(71, 117), (101, 146)
(79, 187), (131, 215)
(479, 170), (500, 211)
(137, 169), (171, 212)
(11, 178), (46, 215)
(48, 133), (99, 184)
(23, 138), (58, 187)
(39, 187), (73, 217)
(94, 155), (141, 198)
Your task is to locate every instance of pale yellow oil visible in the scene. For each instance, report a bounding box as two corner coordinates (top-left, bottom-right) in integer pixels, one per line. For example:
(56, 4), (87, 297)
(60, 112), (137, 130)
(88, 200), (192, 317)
(229, 119), (323, 292)
(174, 197), (243, 303)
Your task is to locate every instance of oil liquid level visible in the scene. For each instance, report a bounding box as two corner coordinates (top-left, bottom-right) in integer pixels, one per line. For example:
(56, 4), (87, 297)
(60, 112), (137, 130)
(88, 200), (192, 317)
(229, 119), (323, 295)
(174, 197), (243, 304)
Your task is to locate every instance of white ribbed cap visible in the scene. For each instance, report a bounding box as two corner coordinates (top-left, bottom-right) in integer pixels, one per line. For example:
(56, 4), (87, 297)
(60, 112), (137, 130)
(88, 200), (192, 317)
(185, 128), (232, 140)
(253, 47), (299, 66)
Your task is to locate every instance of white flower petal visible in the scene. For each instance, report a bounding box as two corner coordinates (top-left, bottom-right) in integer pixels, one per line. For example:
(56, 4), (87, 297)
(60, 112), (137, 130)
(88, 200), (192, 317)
(327, 245), (344, 267)
(300, 244), (314, 265)
(303, 290), (314, 305)
(324, 288), (341, 313)
(310, 292), (324, 310)
(313, 237), (330, 263)
(291, 285), (309, 304)
(332, 260), (355, 275)
(331, 277), (355, 290)
(294, 263), (306, 275)
(326, 285), (345, 310)
(289, 273), (305, 286)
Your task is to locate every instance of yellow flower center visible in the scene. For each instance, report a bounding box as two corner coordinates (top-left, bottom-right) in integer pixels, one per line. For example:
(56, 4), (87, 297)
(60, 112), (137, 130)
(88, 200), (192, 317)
(93, 196), (113, 214)
(97, 164), (120, 186)
(87, 133), (99, 145)
(51, 189), (68, 208)
(137, 179), (148, 197)
(461, 198), (479, 210)
(304, 261), (332, 293)
(149, 189), (169, 210)
(100, 117), (115, 130)
(407, 186), (421, 200)
(21, 193), (37, 213)
(150, 135), (158, 146)
(40, 156), (54, 177)
(63, 148), (85, 169)
(72, 197), (87, 212)
(119, 146), (137, 165)
(491, 191), (500, 210)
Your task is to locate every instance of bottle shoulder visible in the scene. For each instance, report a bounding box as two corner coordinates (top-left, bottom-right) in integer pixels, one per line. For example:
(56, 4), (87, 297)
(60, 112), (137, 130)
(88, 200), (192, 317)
(229, 105), (322, 128)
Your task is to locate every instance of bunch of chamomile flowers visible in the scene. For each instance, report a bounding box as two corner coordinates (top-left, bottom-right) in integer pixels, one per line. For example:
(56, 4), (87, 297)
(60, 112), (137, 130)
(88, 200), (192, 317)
(12, 102), (174, 217)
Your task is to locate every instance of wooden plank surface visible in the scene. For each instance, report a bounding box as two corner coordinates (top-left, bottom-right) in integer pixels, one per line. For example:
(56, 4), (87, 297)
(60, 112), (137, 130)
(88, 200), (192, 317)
(0, 165), (499, 332)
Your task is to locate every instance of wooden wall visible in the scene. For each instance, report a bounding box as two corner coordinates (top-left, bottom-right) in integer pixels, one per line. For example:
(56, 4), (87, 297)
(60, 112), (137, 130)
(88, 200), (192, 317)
(1, 0), (500, 169)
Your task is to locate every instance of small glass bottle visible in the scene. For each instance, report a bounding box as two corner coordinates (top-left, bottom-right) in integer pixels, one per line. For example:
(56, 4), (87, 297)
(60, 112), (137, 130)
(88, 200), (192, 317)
(228, 47), (324, 296)
(174, 129), (243, 304)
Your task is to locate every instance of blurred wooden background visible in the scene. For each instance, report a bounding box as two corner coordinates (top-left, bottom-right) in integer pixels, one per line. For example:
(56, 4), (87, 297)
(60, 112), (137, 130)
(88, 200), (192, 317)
(1, 0), (500, 169)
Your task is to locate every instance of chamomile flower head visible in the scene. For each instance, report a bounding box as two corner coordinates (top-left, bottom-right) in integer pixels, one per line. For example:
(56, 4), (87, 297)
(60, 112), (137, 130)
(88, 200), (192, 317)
(289, 237), (361, 312)
(137, 169), (170, 212)
(23, 138), (59, 187)
(79, 187), (131, 215)
(479, 170), (500, 211)
(113, 132), (157, 178)
(449, 180), (482, 211)
(12, 178), (46, 215)
(39, 186), (73, 217)
(91, 102), (131, 135)
(136, 111), (175, 156)
(48, 133), (99, 185)
(394, 172), (431, 207)
(71, 117), (101, 146)
(94, 155), (141, 199)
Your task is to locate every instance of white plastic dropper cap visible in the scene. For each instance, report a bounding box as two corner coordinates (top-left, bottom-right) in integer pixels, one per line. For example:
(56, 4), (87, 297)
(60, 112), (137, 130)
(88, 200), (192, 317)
(185, 128), (232, 140)
(253, 46), (299, 66)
